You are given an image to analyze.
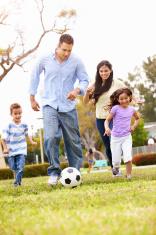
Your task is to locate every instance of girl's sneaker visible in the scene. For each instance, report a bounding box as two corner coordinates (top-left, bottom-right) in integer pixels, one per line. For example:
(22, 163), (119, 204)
(112, 168), (122, 177)
(126, 175), (132, 180)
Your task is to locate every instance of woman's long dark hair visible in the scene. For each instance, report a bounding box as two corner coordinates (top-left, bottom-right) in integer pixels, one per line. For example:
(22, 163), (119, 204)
(93, 60), (113, 103)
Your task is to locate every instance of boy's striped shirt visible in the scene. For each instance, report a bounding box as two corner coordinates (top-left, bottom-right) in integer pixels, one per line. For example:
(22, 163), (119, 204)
(2, 122), (28, 157)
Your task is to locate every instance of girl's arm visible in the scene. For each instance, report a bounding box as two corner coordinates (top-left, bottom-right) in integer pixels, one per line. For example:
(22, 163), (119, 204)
(130, 111), (140, 132)
(83, 84), (95, 104)
(104, 113), (113, 136)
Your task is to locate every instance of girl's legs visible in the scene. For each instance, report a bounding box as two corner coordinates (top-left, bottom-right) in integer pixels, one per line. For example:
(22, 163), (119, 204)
(110, 136), (122, 175)
(125, 161), (132, 178)
(122, 134), (133, 179)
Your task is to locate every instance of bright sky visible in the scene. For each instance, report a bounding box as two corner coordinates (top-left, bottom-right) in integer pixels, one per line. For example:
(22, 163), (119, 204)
(0, 0), (156, 132)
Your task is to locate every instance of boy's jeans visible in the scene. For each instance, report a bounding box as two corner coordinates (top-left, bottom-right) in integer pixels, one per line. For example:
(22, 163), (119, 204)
(8, 154), (25, 185)
(43, 106), (83, 176)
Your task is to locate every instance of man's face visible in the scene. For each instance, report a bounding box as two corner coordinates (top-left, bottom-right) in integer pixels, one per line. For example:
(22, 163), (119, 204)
(56, 42), (73, 61)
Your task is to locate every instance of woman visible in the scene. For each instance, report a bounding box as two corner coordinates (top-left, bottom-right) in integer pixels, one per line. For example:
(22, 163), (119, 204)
(83, 60), (125, 173)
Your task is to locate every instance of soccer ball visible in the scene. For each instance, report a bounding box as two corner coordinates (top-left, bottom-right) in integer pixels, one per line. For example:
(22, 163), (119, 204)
(60, 167), (82, 188)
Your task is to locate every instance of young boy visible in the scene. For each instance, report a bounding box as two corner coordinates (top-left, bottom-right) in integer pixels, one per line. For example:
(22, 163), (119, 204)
(1, 103), (37, 187)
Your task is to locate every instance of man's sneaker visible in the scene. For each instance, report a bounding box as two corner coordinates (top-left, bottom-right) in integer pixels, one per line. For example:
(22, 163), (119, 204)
(48, 175), (59, 186)
(115, 170), (122, 177)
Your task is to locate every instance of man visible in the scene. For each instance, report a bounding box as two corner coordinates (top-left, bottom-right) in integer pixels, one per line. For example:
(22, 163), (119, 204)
(29, 34), (89, 185)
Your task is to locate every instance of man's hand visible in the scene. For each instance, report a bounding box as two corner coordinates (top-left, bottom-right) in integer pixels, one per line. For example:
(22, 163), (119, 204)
(30, 95), (40, 111)
(67, 88), (80, 101)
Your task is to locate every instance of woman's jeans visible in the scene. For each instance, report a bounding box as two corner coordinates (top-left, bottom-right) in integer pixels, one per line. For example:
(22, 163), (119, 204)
(43, 106), (83, 176)
(8, 154), (25, 185)
(96, 118), (113, 167)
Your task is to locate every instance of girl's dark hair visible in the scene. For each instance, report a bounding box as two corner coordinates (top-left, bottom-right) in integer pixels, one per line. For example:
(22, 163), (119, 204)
(109, 88), (132, 108)
(93, 60), (113, 103)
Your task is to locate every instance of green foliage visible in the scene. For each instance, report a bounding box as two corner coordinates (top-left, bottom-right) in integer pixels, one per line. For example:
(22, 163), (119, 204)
(0, 161), (90, 180)
(0, 168), (13, 180)
(132, 152), (156, 166)
(132, 118), (148, 147)
(126, 55), (156, 122)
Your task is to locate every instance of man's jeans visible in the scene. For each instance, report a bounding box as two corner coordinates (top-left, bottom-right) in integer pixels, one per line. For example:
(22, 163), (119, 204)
(8, 154), (25, 185)
(43, 106), (83, 176)
(96, 118), (113, 168)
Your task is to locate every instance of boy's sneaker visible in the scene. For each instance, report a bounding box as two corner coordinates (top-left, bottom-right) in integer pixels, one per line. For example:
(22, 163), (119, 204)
(14, 183), (20, 187)
(48, 175), (59, 186)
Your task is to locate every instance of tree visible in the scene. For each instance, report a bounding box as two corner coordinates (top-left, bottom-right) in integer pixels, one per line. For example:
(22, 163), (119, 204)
(125, 56), (156, 122)
(0, 0), (76, 81)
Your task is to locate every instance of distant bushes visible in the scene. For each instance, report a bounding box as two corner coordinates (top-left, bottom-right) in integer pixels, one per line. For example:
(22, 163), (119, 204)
(0, 161), (89, 180)
(132, 153), (156, 166)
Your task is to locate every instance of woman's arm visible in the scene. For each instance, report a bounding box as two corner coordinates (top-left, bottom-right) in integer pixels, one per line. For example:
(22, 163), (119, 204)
(83, 84), (95, 104)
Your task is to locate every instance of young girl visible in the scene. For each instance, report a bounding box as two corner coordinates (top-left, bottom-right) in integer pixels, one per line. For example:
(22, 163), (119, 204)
(104, 88), (140, 179)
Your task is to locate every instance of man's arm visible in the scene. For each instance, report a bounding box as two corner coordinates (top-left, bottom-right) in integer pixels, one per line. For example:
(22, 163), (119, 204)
(29, 57), (43, 111)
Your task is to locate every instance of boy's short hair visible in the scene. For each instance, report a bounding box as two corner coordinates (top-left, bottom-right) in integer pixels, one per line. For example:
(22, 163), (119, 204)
(10, 103), (21, 114)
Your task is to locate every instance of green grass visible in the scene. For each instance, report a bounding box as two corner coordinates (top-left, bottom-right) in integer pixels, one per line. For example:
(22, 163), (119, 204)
(0, 167), (156, 235)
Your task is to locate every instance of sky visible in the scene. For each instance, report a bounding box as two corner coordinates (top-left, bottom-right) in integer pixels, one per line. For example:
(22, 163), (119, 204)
(0, 0), (156, 132)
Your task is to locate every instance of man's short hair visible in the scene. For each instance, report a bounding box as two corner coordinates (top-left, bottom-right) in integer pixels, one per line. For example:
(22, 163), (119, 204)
(59, 34), (74, 45)
(10, 103), (21, 114)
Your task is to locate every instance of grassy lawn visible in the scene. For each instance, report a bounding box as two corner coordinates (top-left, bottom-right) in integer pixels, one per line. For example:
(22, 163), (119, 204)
(0, 167), (156, 235)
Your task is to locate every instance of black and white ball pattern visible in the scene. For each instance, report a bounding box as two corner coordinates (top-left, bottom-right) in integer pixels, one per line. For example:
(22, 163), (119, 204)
(60, 167), (82, 188)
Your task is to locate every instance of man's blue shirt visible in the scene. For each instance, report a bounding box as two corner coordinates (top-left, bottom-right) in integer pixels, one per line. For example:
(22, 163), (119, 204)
(29, 53), (89, 112)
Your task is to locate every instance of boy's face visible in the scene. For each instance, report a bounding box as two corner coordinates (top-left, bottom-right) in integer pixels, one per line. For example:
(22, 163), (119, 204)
(11, 108), (22, 124)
